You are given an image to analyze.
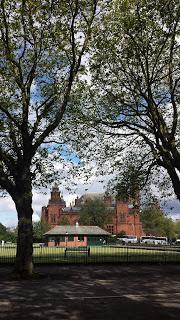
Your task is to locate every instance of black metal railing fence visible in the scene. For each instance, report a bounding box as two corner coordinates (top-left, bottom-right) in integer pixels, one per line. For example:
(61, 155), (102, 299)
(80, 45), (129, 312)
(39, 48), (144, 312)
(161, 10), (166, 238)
(0, 244), (180, 264)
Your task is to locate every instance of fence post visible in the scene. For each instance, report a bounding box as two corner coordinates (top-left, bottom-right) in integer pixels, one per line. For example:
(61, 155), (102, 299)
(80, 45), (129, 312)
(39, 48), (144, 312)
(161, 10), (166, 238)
(164, 246), (166, 264)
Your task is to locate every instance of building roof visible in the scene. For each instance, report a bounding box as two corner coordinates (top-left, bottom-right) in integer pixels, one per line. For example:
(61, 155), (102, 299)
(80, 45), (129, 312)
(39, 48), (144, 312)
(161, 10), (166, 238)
(44, 225), (111, 236)
(79, 193), (104, 201)
(62, 207), (80, 213)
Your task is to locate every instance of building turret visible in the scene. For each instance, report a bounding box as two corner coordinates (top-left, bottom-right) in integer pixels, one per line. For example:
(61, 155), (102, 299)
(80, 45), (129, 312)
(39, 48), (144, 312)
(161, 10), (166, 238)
(48, 183), (65, 205)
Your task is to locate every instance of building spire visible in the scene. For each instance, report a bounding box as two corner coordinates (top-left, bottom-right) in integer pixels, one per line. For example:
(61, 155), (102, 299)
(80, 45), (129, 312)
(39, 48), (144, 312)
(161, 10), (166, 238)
(52, 182), (59, 192)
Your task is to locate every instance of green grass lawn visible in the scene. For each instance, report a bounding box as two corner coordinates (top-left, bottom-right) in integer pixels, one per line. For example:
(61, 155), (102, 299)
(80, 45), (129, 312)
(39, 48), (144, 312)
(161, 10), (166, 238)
(0, 245), (180, 264)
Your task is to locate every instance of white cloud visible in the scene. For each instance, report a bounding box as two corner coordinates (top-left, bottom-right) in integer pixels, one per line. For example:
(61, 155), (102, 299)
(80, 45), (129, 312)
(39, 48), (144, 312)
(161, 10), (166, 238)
(0, 197), (18, 227)
(32, 213), (40, 223)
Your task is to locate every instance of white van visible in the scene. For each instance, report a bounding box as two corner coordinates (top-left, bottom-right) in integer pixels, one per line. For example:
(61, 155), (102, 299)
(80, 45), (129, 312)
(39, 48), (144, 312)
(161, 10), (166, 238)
(117, 235), (138, 244)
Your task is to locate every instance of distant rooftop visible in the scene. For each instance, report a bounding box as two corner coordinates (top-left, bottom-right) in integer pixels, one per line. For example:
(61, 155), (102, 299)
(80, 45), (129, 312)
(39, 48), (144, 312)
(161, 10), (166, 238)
(80, 193), (104, 200)
(62, 207), (80, 213)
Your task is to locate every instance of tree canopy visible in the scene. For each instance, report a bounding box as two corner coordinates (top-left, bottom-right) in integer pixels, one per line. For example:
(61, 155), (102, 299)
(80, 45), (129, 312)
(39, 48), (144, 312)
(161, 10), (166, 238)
(174, 220), (180, 238)
(78, 0), (180, 200)
(33, 220), (50, 243)
(0, 0), (100, 277)
(79, 198), (112, 228)
(0, 223), (17, 242)
(0, 0), (179, 277)
(140, 205), (175, 238)
(59, 216), (70, 226)
(106, 157), (144, 203)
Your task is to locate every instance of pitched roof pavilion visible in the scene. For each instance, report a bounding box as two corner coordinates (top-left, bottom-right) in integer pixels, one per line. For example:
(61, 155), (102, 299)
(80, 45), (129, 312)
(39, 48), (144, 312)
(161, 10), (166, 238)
(44, 225), (111, 236)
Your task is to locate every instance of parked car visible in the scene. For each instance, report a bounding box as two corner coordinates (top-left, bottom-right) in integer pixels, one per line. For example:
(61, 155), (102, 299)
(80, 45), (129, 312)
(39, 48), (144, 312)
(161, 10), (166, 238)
(117, 235), (138, 245)
(175, 239), (180, 245)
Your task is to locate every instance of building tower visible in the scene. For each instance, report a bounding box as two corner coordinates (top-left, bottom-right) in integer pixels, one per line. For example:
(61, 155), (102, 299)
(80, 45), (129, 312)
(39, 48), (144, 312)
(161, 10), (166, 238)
(41, 183), (66, 226)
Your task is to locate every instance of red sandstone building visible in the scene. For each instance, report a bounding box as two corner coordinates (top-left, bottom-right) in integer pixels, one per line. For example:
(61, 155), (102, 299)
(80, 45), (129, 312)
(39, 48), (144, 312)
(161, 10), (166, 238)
(41, 183), (144, 237)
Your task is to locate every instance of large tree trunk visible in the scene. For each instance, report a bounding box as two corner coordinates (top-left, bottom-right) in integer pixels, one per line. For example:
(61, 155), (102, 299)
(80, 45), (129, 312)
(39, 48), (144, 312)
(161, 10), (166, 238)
(13, 180), (34, 278)
(165, 164), (180, 201)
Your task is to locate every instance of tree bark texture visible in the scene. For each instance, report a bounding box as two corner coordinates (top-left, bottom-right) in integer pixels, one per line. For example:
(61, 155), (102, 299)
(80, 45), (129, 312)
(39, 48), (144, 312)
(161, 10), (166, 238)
(13, 179), (34, 278)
